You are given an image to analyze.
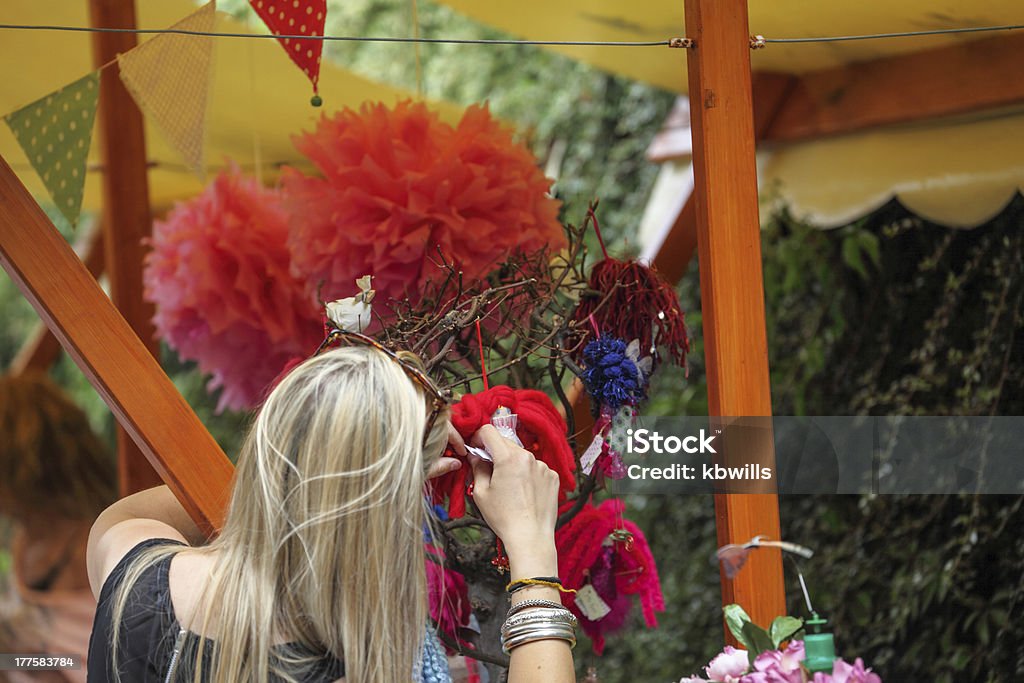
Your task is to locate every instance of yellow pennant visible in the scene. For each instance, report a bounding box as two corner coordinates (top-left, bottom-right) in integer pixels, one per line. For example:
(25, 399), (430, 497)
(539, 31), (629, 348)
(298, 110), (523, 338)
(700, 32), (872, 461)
(117, 1), (216, 179)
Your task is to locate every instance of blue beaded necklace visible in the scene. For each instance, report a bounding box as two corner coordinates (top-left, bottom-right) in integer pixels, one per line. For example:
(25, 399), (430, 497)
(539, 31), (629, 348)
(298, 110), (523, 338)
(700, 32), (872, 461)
(418, 627), (452, 683)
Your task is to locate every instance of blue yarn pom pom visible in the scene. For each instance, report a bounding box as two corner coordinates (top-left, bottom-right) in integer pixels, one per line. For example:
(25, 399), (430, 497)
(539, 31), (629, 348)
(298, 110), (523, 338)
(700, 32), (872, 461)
(582, 336), (648, 410)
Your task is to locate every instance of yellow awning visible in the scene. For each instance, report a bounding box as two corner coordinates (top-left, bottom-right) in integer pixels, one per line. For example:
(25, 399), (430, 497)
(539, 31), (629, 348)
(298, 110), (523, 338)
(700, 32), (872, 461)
(435, 0), (1024, 93)
(438, 0), (1024, 228)
(760, 108), (1024, 228)
(0, 0), (460, 213)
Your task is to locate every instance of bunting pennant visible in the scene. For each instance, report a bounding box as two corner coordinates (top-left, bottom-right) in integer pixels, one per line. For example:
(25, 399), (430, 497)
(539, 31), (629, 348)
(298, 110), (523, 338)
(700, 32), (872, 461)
(249, 0), (327, 103)
(117, 1), (216, 178)
(4, 72), (100, 227)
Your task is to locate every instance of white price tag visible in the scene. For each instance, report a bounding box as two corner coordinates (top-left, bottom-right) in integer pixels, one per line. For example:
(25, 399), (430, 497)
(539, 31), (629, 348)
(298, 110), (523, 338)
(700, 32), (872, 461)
(580, 434), (604, 475)
(574, 584), (611, 621)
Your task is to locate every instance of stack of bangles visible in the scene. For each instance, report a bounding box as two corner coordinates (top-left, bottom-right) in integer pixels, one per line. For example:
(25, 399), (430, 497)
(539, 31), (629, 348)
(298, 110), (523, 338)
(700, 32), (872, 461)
(500, 577), (578, 654)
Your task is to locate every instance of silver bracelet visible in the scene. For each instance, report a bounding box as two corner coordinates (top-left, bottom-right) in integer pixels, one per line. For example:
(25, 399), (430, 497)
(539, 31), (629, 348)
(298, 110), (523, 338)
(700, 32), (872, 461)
(501, 626), (577, 654)
(501, 608), (578, 634)
(502, 624), (576, 645)
(507, 599), (564, 618)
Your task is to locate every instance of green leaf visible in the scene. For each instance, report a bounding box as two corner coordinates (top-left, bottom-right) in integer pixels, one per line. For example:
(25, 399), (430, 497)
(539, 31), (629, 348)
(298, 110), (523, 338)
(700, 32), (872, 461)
(842, 234), (869, 280)
(741, 621), (775, 663)
(723, 604), (753, 649)
(769, 616), (804, 648)
(859, 230), (881, 267)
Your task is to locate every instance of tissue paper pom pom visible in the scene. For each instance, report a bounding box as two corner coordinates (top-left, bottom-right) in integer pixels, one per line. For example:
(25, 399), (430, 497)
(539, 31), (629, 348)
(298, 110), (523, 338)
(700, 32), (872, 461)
(282, 100), (566, 307)
(144, 169), (322, 411)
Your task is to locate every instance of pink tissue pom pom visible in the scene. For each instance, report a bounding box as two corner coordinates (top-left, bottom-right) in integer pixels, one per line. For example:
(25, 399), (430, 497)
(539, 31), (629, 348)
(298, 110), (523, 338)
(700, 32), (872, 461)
(144, 168), (322, 411)
(282, 100), (566, 309)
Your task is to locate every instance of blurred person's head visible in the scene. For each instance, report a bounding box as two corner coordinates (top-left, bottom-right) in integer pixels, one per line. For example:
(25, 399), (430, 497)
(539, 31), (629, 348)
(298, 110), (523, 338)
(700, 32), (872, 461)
(0, 371), (115, 522)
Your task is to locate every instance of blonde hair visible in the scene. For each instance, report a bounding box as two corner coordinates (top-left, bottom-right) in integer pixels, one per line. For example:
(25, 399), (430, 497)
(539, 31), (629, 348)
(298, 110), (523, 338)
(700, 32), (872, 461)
(110, 346), (450, 682)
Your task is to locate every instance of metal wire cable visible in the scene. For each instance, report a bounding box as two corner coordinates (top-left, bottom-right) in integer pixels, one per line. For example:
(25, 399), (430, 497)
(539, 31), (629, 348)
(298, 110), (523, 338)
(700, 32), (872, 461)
(0, 23), (672, 47)
(0, 20), (1022, 47)
(762, 23), (1024, 44)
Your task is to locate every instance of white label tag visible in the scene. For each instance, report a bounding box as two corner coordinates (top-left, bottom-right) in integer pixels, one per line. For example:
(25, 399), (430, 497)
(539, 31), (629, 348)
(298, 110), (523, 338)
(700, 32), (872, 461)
(580, 434), (604, 475)
(574, 584), (611, 621)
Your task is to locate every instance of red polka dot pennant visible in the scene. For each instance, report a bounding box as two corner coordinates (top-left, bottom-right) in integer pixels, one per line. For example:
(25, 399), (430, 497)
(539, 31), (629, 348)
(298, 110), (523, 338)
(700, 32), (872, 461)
(249, 0), (327, 99)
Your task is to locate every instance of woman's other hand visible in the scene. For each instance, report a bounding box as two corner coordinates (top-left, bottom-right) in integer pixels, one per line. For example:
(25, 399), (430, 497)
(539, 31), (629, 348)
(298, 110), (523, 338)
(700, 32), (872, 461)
(425, 422), (466, 479)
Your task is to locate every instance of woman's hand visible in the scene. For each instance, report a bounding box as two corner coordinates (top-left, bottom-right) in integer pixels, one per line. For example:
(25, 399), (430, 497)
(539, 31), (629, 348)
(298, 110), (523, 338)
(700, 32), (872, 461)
(465, 425), (559, 565)
(426, 422), (466, 479)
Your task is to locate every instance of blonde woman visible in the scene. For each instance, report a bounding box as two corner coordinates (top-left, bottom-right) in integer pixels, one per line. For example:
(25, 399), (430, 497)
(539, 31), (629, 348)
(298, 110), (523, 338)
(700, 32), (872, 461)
(86, 341), (576, 682)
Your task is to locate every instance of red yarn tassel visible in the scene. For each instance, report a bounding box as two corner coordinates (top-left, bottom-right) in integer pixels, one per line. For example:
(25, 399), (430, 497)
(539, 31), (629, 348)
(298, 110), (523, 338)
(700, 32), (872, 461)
(570, 258), (690, 369)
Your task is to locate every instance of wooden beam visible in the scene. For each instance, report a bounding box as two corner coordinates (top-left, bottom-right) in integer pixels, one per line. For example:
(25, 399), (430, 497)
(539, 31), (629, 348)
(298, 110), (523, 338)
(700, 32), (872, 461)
(89, 0), (162, 494)
(649, 73), (796, 284)
(651, 188), (698, 284)
(764, 32), (1024, 144)
(0, 153), (232, 536)
(9, 221), (104, 375)
(683, 0), (786, 631)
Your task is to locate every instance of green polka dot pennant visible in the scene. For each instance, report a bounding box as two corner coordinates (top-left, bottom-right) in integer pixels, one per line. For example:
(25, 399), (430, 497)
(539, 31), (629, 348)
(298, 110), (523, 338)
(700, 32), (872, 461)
(4, 71), (100, 227)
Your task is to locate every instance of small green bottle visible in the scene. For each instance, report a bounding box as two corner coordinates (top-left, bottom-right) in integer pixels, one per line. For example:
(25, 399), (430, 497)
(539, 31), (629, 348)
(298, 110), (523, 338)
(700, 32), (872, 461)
(803, 612), (836, 673)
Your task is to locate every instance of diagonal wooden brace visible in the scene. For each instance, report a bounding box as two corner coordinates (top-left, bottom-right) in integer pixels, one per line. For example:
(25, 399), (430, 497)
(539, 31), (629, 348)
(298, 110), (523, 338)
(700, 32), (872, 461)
(0, 153), (233, 536)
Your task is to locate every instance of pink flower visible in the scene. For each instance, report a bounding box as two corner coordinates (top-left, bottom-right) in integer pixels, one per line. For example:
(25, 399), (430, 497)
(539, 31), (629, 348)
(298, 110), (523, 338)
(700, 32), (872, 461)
(750, 640), (805, 682)
(705, 646), (751, 682)
(144, 168), (322, 411)
(679, 677), (709, 683)
(819, 658), (881, 683)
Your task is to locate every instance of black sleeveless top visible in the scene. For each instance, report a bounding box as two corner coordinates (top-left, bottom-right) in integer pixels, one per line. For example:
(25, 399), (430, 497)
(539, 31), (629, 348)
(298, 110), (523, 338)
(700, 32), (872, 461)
(87, 539), (346, 682)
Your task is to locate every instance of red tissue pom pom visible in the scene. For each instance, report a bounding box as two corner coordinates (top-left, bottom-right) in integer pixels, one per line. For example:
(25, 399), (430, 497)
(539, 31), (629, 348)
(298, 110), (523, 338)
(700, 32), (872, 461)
(430, 385), (577, 518)
(144, 169), (322, 411)
(282, 100), (566, 308)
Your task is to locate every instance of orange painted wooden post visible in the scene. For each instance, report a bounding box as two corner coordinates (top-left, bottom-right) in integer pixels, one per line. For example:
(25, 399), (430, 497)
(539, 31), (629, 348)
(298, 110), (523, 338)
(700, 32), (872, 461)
(683, 0), (786, 629)
(0, 154), (232, 535)
(9, 221), (104, 375)
(88, 0), (162, 494)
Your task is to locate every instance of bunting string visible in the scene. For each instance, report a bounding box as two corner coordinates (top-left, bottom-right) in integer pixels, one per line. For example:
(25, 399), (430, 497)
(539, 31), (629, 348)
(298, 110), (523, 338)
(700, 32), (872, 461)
(1, 21), (1022, 46)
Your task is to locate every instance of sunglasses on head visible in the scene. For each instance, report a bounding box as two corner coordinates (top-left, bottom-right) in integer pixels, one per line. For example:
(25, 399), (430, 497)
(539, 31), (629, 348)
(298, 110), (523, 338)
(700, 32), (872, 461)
(315, 326), (451, 448)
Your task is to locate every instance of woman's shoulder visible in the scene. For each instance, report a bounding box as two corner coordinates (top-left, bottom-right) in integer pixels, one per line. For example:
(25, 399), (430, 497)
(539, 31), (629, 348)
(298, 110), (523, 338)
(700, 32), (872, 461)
(87, 516), (189, 600)
(97, 536), (186, 603)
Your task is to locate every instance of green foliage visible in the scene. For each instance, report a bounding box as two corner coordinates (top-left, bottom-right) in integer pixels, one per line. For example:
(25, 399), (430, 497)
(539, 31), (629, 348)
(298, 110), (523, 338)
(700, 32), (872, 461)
(769, 615), (804, 648)
(593, 199), (1024, 682)
(722, 605), (802, 665)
